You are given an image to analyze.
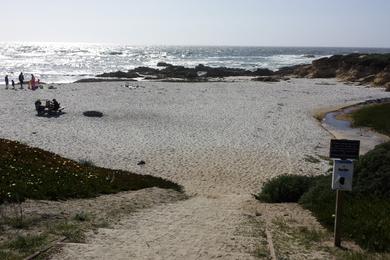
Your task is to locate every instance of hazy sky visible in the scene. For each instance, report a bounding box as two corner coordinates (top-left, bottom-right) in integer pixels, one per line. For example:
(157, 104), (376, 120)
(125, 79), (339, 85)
(2, 0), (390, 47)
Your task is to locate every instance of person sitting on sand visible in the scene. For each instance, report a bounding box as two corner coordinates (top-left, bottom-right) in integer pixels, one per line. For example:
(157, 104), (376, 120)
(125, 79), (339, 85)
(19, 72), (24, 89)
(35, 100), (45, 115)
(52, 99), (60, 111)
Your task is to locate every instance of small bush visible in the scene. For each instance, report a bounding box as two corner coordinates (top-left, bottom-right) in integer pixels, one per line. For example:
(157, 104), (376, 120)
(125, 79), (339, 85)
(73, 211), (90, 222)
(299, 175), (335, 226)
(7, 234), (47, 253)
(354, 141), (390, 198)
(255, 175), (314, 203)
(49, 222), (85, 243)
(0, 250), (19, 260)
(258, 141), (390, 252)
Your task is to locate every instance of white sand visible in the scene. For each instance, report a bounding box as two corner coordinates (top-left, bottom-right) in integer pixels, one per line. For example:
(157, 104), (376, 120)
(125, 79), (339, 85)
(1, 79), (389, 259)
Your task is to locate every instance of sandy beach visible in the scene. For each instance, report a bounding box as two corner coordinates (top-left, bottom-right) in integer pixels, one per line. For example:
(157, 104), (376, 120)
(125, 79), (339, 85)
(1, 78), (389, 259)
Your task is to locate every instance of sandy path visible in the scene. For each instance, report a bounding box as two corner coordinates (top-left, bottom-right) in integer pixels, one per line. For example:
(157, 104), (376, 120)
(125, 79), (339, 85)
(57, 195), (261, 260)
(1, 79), (389, 259)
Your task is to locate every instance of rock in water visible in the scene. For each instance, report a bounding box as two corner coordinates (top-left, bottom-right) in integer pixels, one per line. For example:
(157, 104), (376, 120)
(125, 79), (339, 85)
(157, 62), (173, 67)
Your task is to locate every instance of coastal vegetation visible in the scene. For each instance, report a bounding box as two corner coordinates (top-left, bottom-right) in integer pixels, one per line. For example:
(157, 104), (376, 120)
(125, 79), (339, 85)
(256, 141), (390, 252)
(0, 138), (182, 204)
(351, 103), (390, 136)
(0, 138), (183, 259)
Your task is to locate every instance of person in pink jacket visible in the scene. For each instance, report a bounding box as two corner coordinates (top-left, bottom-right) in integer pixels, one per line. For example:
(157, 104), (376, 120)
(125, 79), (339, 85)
(31, 74), (36, 90)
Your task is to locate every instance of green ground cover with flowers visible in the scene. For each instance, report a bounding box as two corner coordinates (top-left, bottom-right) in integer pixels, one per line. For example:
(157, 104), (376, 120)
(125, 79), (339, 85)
(0, 138), (182, 204)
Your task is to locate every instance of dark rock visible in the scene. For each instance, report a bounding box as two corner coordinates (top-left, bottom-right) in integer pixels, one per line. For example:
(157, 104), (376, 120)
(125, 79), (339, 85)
(132, 67), (160, 76)
(96, 64), (277, 80)
(303, 54), (315, 58)
(107, 51), (123, 55)
(83, 111), (104, 117)
(75, 78), (136, 83)
(157, 62), (173, 67)
(96, 71), (139, 78)
(161, 65), (198, 78)
(253, 68), (274, 76)
(252, 76), (280, 82)
(137, 160), (146, 165)
(194, 64), (252, 77)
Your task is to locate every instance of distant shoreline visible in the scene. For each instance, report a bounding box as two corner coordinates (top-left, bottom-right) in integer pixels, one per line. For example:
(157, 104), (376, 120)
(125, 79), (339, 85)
(2, 43), (390, 84)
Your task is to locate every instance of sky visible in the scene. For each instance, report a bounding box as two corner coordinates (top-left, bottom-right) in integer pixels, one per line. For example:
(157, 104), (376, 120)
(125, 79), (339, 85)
(1, 0), (390, 47)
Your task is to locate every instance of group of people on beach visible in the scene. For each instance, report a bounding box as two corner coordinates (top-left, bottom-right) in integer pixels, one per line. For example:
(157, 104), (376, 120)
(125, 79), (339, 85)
(4, 72), (40, 90)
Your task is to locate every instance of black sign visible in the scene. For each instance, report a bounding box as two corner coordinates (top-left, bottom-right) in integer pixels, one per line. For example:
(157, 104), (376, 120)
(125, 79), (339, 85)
(329, 139), (360, 159)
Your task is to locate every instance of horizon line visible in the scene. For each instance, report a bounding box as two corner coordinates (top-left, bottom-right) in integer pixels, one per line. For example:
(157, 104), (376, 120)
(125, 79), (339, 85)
(0, 41), (390, 50)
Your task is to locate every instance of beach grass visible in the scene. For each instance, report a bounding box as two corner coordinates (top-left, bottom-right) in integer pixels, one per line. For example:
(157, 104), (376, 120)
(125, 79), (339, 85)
(351, 103), (390, 136)
(6, 234), (48, 253)
(0, 138), (182, 204)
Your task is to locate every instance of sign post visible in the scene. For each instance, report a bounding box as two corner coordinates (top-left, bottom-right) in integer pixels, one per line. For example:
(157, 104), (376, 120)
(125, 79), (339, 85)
(334, 189), (343, 247)
(329, 139), (360, 248)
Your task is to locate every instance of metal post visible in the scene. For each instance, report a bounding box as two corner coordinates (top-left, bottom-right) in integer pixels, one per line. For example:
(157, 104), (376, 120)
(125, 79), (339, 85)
(334, 189), (343, 247)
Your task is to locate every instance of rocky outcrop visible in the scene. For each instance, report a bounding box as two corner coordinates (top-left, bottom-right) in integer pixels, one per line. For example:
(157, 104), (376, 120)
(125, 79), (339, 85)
(277, 53), (390, 87)
(97, 71), (139, 78)
(97, 63), (274, 80)
(94, 54), (390, 86)
(75, 78), (136, 83)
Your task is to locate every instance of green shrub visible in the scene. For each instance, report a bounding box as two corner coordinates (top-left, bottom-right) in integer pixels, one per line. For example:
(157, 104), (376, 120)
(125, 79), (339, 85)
(73, 211), (90, 222)
(255, 175), (314, 203)
(298, 175), (335, 226)
(7, 234), (47, 253)
(49, 222), (85, 243)
(300, 190), (390, 251)
(344, 197), (390, 251)
(258, 141), (390, 252)
(354, 141), (390, 198)
(299, 142), (390, 252)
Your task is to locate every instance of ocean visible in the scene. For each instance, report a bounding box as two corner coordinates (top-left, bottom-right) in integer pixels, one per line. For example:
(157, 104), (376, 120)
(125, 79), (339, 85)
(1, 42), (390, 84)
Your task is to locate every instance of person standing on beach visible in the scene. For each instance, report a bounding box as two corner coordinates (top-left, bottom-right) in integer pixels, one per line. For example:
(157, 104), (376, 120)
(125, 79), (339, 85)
(5, 75), (9, 89)
(11, 80), (15, 89)
(18, 72), (24, 89)
(31, 74), (36, 90)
